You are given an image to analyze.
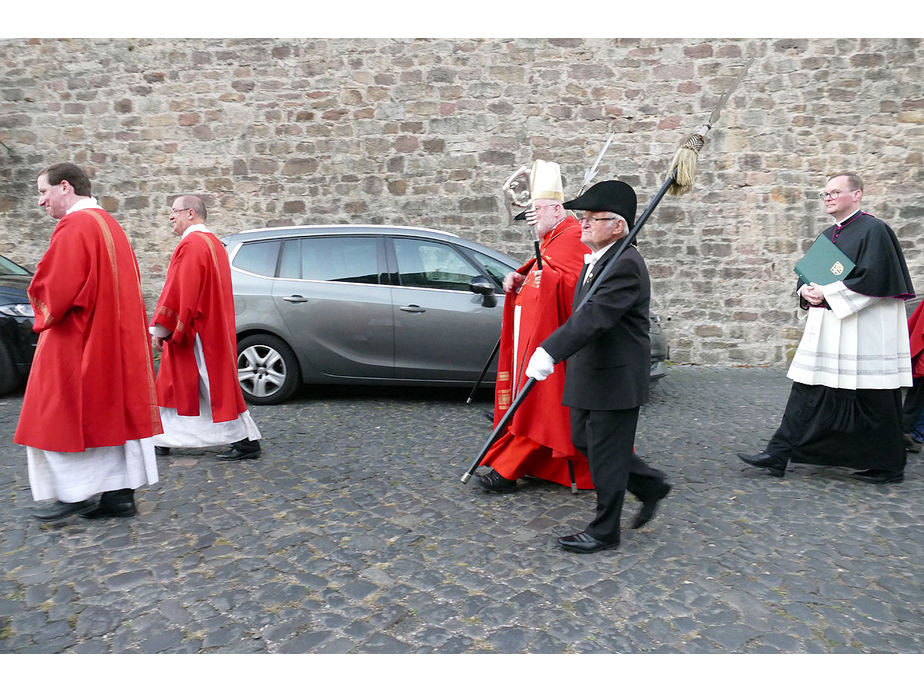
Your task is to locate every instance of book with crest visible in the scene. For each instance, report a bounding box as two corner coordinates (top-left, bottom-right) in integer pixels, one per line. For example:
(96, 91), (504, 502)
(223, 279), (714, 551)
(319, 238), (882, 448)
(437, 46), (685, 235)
(794, 234), (856, 285)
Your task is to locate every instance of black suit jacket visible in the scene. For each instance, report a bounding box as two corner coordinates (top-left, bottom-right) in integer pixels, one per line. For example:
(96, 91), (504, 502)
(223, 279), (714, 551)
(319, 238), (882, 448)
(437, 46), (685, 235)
(541, 243), (650, 411)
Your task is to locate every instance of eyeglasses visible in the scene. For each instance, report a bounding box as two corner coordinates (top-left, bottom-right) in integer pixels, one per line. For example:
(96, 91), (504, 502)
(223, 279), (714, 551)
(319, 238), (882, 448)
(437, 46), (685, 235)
(818, 190), (856, 200)
(532, 204), (559, 212)
(581, 216), (618, 225)
(169, 207), (191, 217)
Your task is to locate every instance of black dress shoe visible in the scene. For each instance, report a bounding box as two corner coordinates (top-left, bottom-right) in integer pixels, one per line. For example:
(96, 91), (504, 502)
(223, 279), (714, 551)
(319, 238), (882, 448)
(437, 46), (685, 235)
(737, 451), (787, 477)
(853, 469), (904, 484)
(477, 468), (518, 493)
(557, 532), (619, 554)
(80, 489), (137, 519)
(154, 446), (171, 456)
(33, 498), (98, 521)
(631, 482), (672, 529)
(216, 447), (261, 461)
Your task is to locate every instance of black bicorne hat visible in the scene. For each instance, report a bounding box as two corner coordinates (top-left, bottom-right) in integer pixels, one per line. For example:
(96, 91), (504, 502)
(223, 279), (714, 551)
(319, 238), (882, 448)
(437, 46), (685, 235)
(563, 180), (637, 228)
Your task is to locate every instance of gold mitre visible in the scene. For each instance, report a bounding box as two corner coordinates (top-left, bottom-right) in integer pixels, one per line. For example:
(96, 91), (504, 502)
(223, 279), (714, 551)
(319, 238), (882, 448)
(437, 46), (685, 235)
(529, 159), (564, 202)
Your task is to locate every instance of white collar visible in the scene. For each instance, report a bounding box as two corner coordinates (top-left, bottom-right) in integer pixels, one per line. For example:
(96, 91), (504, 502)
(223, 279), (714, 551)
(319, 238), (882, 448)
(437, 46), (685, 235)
(833, 208), (862, 226)
(182, 223), (209, 239)
(66, 197), (102, 215)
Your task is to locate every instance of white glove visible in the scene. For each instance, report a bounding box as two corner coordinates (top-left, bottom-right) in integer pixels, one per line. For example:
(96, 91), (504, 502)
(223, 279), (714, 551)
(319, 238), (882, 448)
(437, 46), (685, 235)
(524, 208), (538, 226)
(525, 347), (555, 381)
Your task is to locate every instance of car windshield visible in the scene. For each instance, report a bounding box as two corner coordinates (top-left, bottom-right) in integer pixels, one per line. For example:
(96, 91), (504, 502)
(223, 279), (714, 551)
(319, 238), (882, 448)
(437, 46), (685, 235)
(0, 255), (30, 276)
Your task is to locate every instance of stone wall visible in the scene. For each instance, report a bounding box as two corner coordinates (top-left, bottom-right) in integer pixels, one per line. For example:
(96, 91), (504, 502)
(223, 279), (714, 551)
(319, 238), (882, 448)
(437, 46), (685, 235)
(1, 37), (922, 366)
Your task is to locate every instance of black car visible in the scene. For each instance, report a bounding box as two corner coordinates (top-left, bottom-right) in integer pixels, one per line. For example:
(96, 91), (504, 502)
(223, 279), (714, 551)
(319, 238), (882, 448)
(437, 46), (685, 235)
(0, 255), (36, 395)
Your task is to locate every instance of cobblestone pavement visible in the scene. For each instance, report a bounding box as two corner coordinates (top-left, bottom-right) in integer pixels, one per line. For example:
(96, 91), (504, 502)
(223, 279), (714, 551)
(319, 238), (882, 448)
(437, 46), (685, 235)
(0, 365), (921, 655)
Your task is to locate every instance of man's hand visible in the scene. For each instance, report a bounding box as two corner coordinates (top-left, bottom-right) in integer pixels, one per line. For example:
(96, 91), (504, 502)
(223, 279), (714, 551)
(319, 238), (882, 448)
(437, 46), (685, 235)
(151, 335), (165, 353)
(525, 347), (555, 381)
(524, 208), (538, 226)
(503, 271), (526, 293)
(801, 282), (825, 306)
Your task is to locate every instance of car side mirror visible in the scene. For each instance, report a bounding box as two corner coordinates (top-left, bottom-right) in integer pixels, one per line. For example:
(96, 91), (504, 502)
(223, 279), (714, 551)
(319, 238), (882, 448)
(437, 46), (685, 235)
(469, 275), (497, 308)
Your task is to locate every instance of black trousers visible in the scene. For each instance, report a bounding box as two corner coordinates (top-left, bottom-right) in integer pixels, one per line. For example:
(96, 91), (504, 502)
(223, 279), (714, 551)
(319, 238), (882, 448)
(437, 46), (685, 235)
(570, 406), (665, 543)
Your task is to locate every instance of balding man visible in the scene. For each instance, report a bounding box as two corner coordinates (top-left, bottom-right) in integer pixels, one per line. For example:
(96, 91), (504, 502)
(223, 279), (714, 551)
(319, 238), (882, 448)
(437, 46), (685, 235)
(150, 196), (262, 460)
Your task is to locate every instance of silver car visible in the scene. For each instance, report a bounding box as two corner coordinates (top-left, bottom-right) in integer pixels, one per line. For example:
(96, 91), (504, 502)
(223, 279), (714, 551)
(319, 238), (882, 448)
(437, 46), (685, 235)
(224, 225), (668, 404)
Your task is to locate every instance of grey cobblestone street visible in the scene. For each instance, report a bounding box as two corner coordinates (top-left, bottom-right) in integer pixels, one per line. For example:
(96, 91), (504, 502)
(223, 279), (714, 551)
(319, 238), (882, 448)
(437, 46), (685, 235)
(0, 365), (921, 657)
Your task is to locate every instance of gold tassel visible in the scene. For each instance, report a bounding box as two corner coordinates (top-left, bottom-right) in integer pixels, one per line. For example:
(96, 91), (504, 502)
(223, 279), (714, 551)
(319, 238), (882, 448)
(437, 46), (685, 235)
(668, 133), (705, 196)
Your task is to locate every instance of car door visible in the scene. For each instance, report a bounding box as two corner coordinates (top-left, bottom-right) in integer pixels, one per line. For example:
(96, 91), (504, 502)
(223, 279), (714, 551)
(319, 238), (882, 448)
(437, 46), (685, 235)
(388, 236), (504, 382)
(271, 235), (395, 379)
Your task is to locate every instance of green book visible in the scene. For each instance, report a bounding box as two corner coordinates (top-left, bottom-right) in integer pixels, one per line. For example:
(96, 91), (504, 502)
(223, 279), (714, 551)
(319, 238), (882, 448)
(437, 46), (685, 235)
(794, 234), (856, 285)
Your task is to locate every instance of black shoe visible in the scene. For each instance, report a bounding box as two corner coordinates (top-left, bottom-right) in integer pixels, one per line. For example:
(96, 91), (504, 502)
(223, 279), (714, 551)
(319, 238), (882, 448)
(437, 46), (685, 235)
(903, 434), (921, 454)
(631, 482), (672, 529)
(80, 489), (137, 519)
(216, 446), (261, 461)
(853, 469), (904, 484)
(557, 532), (619, 554)
(482, 409), (495, 423)
(33, 498), (98, 521)
(154, 446), (171, 456)
(737, 451), (787, 477)
(477, 469), (518, 493)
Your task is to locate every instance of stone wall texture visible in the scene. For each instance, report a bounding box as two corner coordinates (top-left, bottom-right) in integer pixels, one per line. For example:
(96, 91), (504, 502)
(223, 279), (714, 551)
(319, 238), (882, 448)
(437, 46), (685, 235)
(1, 37), (922, 366)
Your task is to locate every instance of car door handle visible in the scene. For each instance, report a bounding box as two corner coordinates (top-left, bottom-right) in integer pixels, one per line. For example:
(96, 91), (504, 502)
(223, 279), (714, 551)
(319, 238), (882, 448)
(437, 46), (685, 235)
(282, 294), (309, 303)
(399, 304), (426, 313)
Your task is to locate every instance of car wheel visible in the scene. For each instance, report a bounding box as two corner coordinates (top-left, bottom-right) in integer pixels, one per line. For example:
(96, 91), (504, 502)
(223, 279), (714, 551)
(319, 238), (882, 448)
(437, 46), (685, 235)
(0, 340), (20, 396)
(236, 334), (301, 405)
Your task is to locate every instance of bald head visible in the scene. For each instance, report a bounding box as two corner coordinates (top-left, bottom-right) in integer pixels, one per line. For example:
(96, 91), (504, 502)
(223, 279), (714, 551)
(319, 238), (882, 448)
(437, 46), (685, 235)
(169, 195), (207, 236)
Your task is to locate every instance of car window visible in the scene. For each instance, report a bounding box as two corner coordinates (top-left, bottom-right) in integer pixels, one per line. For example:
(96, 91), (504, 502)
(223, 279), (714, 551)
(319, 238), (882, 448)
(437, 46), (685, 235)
(299, 236), (380, 284)
(469, 250), (513, 288)
(232, 240), (281, 277)
(393, 238), (482, 291)
(0, 255), (31, 276)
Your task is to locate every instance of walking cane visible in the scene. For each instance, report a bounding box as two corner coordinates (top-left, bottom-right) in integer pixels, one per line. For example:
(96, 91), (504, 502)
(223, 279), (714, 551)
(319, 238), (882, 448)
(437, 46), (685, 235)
(461, 59), (753, 484)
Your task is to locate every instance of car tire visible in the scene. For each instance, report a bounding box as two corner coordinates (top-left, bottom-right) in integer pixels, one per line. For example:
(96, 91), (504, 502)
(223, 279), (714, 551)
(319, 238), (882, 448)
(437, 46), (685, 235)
(236, 334), (301, 405)
(0, 339), (20, 396)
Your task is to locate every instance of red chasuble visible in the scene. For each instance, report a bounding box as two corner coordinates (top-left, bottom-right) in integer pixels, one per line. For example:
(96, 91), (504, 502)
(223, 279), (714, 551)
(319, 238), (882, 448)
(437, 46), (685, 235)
(481, 215), (593, 488)
(151, 230), (247, 423)
(14, 209), (162, 452)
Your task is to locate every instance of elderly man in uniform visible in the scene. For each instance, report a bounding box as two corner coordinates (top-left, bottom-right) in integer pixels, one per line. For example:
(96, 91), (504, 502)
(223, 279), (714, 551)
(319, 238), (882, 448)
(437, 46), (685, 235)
(17, 163), (161, 521)
(478, 160), (592, 493)
(150, 196), (262, 460)
(526, 180), (671, 553)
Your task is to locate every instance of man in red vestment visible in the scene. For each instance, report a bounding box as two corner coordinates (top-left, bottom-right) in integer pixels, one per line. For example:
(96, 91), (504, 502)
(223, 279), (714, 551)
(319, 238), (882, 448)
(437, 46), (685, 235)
(150, 196), (262, 460)
(478, 160), (591, 492)
(16, 163), (162, 521)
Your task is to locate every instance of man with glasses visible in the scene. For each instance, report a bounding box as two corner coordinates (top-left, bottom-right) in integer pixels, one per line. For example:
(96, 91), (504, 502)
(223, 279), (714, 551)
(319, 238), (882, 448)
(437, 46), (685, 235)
(738, 172), (914, 483)
(17, 163), (161, 521)
(150, 196), (262, 461)
(525, 180), (670, 553)
(478, 160), (592, 493)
